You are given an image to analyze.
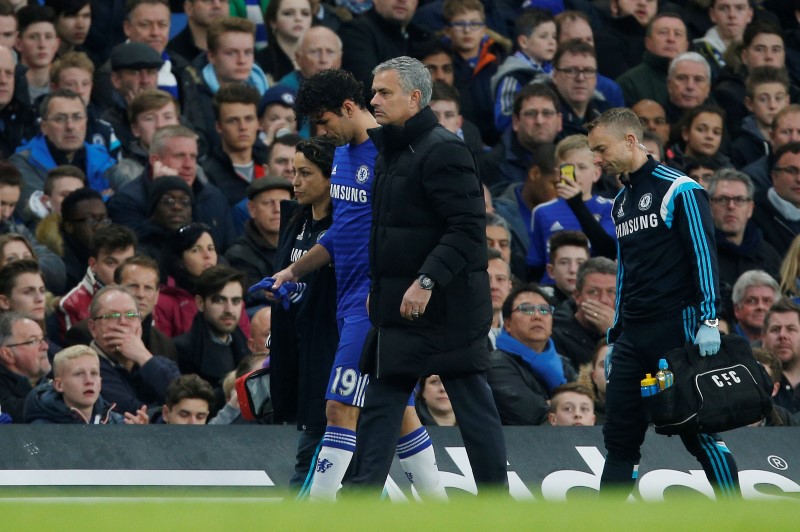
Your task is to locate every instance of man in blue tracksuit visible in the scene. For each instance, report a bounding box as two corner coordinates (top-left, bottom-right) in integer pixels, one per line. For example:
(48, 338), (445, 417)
(587, 107), (739, 499)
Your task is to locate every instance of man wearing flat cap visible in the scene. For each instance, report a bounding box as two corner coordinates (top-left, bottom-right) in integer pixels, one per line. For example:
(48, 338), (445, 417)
(201, 83), (270, 206)
(225, 175), (293, 309)
(99, 41), (165, 153)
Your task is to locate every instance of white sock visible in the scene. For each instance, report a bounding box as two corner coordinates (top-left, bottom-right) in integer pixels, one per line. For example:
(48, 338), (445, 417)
(309, 426), (356, 502)
(397, 427), (447, 501)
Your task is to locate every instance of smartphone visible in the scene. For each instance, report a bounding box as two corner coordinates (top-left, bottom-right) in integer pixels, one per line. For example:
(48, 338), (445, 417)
(560, 163), (576, 182)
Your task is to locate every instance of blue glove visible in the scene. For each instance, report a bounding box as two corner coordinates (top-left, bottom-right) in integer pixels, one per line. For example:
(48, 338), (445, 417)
(604, 344), (613, 381)
(249, 277), (307, 310)
(695, 324), (721, 356)
(0, 412), (11, 424)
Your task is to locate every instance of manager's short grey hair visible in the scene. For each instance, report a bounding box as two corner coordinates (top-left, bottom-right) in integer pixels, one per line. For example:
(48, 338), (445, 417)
(668, 52), (711, 81)
(732, 270), (779, 305)
(373, 56), (432, 109)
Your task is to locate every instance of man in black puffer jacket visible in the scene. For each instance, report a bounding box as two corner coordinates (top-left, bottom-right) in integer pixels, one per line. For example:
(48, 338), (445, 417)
(350, 56), (507, 496)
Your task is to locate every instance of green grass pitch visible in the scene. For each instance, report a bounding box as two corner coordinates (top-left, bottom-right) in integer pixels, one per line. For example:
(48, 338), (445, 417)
(1, 490), (798, 531)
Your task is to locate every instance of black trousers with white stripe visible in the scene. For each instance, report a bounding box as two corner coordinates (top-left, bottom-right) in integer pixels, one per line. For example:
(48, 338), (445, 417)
(602, 316), (740, 498)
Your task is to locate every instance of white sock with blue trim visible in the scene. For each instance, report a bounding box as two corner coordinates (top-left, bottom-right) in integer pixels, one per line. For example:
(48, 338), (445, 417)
(309, 426), (357, 502)
(397, 427), (447, 501)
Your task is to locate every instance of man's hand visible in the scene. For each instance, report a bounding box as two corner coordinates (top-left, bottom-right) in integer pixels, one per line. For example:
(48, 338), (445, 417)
(103, 325), (153, 367)
(604, 344), (613, 381)
(249, 276), (306, 310)
(123, 405), (149, 425)
(695, 324), (721, 356)
(580, 300), (614, 333)
(400, 281), (432, 321)
(269, 267), (295, 291)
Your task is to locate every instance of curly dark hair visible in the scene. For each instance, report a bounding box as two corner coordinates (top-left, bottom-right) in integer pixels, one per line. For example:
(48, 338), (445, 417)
(293, 68), (365, 126)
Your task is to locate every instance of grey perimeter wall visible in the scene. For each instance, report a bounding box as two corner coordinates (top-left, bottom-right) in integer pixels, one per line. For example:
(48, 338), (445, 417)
(1, 426), (798, 501)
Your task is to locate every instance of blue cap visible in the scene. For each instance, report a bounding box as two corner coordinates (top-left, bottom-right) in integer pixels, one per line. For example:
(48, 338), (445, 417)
(658, 359), (668, 369)
(257, 85), (296, 117)
(521, 0), (564, 15)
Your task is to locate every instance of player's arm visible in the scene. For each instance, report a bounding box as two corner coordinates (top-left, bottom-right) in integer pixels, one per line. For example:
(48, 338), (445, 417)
(272, 244), (332, 288)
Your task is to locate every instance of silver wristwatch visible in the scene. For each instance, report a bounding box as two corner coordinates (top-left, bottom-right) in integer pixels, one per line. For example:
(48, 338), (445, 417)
(418, 275), (435, 290)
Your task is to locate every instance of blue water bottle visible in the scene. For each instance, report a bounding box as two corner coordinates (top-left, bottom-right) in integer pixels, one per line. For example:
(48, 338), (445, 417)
(640, 373), (658, 397)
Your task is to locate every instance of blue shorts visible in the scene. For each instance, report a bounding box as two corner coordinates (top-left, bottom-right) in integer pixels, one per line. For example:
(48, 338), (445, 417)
(325, 314), (414, 408)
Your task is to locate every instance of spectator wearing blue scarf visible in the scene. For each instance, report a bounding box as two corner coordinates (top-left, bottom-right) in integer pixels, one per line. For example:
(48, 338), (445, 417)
(487, 283), (575, 425)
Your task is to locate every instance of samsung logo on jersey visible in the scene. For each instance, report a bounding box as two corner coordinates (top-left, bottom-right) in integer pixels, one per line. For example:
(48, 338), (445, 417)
(330, 184), (368, 203)
(290, 247), (308, 263)
(615, 213), (659, 238)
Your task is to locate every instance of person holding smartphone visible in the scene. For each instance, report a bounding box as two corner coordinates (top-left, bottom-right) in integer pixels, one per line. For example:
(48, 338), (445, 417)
(527, 134), (616, 283)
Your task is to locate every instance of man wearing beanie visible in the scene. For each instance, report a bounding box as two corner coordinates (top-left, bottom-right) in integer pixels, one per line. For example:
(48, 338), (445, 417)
(137, 176), (194, 259)
(225, 176), (292, 309)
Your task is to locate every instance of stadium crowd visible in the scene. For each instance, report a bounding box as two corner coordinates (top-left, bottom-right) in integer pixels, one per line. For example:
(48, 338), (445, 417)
(0, 0), (799, 480)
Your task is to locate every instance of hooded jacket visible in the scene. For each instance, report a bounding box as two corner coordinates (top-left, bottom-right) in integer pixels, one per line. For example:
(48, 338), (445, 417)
(24, 380), (124, 424)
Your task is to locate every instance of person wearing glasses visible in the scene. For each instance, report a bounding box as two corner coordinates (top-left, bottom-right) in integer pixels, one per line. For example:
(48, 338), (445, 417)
(480, 83), (563, 195)
(0, 312), (52, 422)
(137, 176), (194, 260)
(753, 142), (800, 258)
(10, 89), (116, 226)
(57, 224), (136, 339)
(63, 255), (178, 363)
(487, 284), (575, 425)
(550, 39), (610, 138)
(587, 107), (739, 499)
(440, 0), (505, 147)
(708, 170), (782, 318)
(87, 285), (179, 416)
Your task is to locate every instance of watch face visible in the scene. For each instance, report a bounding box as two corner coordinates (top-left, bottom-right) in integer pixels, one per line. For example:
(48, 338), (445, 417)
(420, 276), (433, 289)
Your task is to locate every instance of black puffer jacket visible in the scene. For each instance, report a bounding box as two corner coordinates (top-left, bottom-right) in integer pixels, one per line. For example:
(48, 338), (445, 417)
(365, 107), (492, 378)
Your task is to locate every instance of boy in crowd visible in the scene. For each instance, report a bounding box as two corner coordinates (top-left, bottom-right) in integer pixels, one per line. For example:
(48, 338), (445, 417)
(528, 134), (615, 284)
(160, 374), (216, 425)
(547, 382), (596, 427)
(25, 344), (147, 424)
(492, 9), (556, 133)
(731, 66), (790, 168)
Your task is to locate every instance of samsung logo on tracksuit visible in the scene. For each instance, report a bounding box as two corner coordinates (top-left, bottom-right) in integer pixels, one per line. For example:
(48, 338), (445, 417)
(615, 213), (659, 238)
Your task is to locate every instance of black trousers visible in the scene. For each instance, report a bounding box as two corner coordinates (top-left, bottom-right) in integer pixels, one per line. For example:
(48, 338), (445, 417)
(602, 315), (740, 498)
(349, 371), (508, 495)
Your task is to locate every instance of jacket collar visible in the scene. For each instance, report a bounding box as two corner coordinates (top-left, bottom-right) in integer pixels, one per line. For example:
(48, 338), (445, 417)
(368, 106), (440, 155)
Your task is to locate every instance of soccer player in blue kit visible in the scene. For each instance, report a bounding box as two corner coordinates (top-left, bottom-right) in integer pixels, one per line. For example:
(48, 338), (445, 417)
(270, 69), (446, 502)
(587, 108), (739, 498)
